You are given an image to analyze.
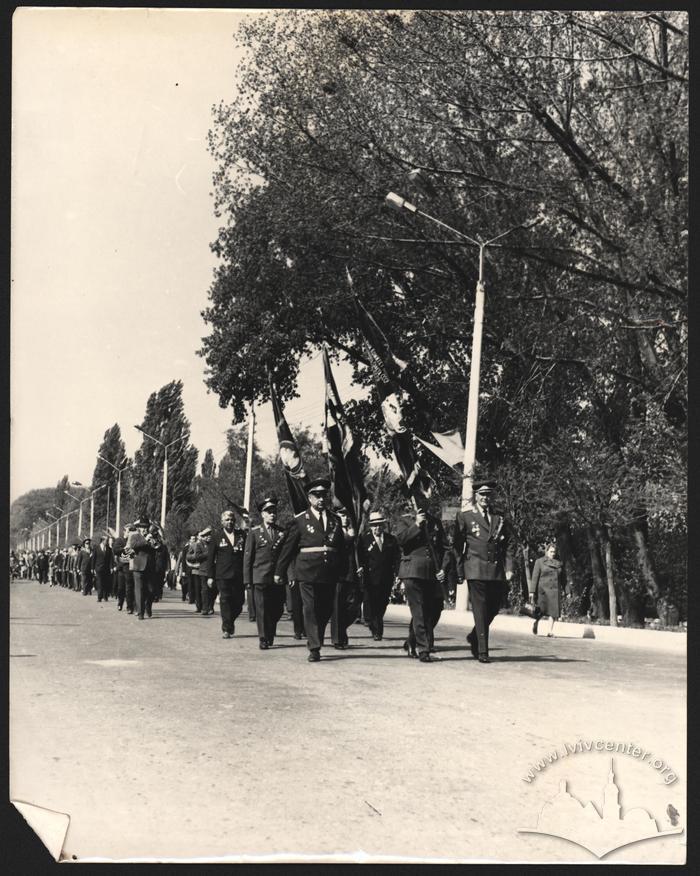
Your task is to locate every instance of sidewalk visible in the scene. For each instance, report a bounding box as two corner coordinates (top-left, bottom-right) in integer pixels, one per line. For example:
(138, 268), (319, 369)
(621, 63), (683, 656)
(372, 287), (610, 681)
(385, 604), (686, 654)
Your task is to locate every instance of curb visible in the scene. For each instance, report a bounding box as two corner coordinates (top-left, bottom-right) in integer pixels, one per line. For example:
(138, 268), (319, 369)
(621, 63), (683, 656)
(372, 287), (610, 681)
(384, 605), (686, 654)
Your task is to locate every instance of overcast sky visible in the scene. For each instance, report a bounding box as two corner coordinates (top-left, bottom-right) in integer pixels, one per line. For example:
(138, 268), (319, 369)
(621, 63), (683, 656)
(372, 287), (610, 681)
(11, 7), (365, 503)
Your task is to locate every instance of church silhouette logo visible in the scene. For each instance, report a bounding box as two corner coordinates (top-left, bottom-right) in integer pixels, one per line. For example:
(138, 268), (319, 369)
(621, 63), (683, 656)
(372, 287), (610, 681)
(519, 759), (683, 858)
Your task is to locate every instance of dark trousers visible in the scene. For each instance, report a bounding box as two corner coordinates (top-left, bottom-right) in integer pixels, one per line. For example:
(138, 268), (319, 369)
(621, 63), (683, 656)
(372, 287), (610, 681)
(115, 566), (129, 608)
(365, 584), (391, 638)
(407, 596), (443, 651)
(81, 571), (93, 595)
(299, 581), (336, 652)
(254, 584), (285, 644)
(286, 583), (305, 637)
(181, 572), (191, 601)
(38, 568), (48, 584)
(468, 580), (506, 656)
(246, 586), (256, 620)
(404, 578), (442, 656)
(73, 571), (81, 592)
(133, 570), (153, 618)
(217, 578), (245, 634)
(331, 580), (357, 646)
(201, 578), (218, 614)
(95, 569), (110, 601)
(191, 575), (202, 610)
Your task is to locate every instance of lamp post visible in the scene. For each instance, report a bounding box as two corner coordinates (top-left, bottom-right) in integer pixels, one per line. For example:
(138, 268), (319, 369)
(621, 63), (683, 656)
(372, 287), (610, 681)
(244, 401), (255, 514)
(134, 427), (187, 529)
(385, 191), (541, 504)
(64, 489), (86, 539)
(46, 512), (59, 547)
(97, 455), (129, 536)
(88, 484), (108, 538)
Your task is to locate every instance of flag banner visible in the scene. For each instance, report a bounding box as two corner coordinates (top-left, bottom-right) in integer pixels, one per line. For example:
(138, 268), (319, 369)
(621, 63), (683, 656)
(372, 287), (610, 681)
(269, 377), (309, 515)
(323, 347), (367, 532)
(416, 429), (465, 469)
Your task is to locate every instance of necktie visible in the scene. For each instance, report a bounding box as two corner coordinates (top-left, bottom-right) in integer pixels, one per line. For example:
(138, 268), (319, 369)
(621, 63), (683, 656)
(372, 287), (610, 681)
(484, 510), (490, 528)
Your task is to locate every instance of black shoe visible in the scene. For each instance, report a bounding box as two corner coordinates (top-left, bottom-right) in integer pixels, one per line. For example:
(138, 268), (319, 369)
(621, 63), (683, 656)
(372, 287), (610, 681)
(307, 650), (321, 662)
(118, 605), (123, 611)
(146, 609), (152, 618)
(373, 635), (382, 641)
(403, 641), (417, 658)
(138, 614), (144, 620)
(259, 640), (269, 649)
(466, 631), (478, 658)
(418, 652), (433, 663)
(294, 633), (303, 640)
(195, 608), (202, 613)
(222, 632), (232, 639)
(478, 655), (491, 664)
(333, 643), (348, 650)
(532, 620), (539, 635)
(127, 609), (134, 615)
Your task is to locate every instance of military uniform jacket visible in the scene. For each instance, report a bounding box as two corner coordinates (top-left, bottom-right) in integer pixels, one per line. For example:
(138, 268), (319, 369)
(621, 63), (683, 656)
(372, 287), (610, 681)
(243, 522), (286, 587)
(275, 509), (345, 584)
(358, 531), (400, 593)
(395, 513), (446, 581)
(205, 528), (247, 581)
(454, 508), (515, 582)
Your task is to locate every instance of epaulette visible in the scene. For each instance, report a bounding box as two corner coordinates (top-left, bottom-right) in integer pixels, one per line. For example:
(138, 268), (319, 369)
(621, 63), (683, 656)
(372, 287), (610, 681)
(295, 510), (306, 518)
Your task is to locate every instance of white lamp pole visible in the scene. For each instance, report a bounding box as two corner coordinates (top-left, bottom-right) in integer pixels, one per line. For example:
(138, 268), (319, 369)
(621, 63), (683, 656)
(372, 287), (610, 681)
(134, 428), (187, 529)
(244, 401), (256, 513)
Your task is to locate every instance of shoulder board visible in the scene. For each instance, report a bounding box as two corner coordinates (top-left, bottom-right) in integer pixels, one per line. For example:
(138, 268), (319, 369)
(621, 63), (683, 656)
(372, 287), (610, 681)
(295, 511), (306, 518)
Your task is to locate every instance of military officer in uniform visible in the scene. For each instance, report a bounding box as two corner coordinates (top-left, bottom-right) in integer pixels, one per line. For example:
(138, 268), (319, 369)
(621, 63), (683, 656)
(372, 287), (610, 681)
(206, 509), (247, 639)
(395, 500), (446, 663)
(275, 478), (346, 662)
(357, 510), (400, 641)
(244, 495), (287, 649)
(454, 480), (516, 663)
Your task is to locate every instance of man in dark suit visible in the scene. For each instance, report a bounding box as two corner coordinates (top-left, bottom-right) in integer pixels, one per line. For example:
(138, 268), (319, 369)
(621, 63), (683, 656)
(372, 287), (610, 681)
(78, 538), (95, 596)
(358, 510), (400, 641)
(206, 509), (247, 639)
(36, 550), (50, 584)
(112, 526), (132, 612)
(330, 506), (360, 650)
(93, 534), (113, 602)
(454, 480), (516, 663)
(275, 478), (346, 662)
(127, 519), (154, 619)
(395, 500), (446, 663)
(244, 495), (287, 649)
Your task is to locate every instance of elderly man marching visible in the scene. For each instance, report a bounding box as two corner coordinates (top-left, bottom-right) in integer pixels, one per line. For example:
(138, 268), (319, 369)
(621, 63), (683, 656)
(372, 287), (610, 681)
(358, 510), (400, 641)
(454, 480), (516, 663)
(274, 478), (346, 662)
(243, 495), (287, 649)
(206, 509), (248, 639)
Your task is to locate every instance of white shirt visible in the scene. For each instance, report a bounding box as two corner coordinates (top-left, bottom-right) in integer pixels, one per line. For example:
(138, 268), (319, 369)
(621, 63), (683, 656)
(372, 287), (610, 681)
(309, 508), (326, 531)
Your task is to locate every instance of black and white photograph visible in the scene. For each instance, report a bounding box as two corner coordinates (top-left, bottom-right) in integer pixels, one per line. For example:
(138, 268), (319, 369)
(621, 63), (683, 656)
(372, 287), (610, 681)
(9, 7), (687, 864)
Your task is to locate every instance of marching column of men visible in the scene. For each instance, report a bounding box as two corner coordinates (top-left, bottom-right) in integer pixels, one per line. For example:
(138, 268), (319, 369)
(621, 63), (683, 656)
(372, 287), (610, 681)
(16, 478), (517, 664)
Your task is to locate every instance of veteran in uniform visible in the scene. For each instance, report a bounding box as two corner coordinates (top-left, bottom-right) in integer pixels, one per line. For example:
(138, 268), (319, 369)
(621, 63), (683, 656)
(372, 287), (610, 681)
(395, 501), (447, 662)
(275, 478), (346, 662)
(206, 509), (247, 638)
(243, 495), (287, 649)
(454, 480), (516, 663)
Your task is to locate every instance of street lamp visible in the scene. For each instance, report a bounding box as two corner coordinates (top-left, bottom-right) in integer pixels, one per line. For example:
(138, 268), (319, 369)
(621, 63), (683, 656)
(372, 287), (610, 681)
(64, 489), (86, 538)
(46, 511), (60, 547)
(385, 191), (542, 504)
(97, 455), (129, 535)
(134, 426), (187, 528)
(88, 484), (109, 538)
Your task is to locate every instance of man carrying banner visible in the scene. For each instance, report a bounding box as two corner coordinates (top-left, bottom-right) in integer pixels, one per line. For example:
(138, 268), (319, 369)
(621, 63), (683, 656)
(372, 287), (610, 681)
(275, 478), (346, 662)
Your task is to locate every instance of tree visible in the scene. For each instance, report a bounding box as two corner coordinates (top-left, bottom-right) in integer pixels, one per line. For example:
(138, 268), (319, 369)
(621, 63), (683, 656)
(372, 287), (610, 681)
(131, 381), (198, 537)
(90, 424), (130, 531)
(10, 487), (59, 549)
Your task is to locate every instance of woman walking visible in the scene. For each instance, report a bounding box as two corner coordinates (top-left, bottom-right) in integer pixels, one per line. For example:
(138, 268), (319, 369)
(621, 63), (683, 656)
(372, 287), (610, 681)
(529, 543), (565, 637)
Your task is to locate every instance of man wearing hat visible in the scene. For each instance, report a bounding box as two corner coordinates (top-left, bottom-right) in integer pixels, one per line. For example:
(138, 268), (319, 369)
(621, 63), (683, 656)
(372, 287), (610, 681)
(127, 519), (155, 619)
(454, 480), (516, 663)
(206, 510), (248, 638)
(358, 510), (400, 641)
(69, 542), (81, 591)
(93, 534), (113, 602)
(395, 499), (447, 663)
(112, 525), (134, 612)
(274, 478), (346, 662)
(78, 538), (95, 596)
(244, 495), (287, 648)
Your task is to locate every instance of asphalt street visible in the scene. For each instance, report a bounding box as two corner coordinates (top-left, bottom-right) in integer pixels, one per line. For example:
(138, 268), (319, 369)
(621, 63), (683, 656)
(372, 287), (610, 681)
(10, 578), (686, 864)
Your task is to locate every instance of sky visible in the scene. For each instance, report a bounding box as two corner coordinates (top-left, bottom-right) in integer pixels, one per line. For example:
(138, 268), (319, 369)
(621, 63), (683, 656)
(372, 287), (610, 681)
(11, 7), (367, 503)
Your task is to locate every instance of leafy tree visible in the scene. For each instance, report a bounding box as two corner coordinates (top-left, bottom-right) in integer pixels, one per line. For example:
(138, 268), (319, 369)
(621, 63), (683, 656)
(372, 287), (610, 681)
(90, 423), (130, 531)
(131, 381), (198, 532)
(10, 487), (58, 549)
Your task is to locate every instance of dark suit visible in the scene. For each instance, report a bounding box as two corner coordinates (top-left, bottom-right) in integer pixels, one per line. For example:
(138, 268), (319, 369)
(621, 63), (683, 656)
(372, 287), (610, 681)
(358, 531), (400, 639)
(36, 554), (50, 584)
(112, 537), (133, 611)
(206, 528), (247, 634)
(244, 522), (287, 645)
(93, 543), (113, 601)
(454, 507), (516, 656)
(127, 532), (154, 618)
(395, 513), (446, 657)
(78, 548), (95, 595)
(331, 531), (360, 647)
(176, 546), (193, 602)
(276, 508), (345, 653)
(150, 541), (170, 601)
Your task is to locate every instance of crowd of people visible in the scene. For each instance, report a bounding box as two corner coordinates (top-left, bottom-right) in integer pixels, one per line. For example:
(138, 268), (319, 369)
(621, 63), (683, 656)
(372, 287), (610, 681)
(13, 478), (562, 663)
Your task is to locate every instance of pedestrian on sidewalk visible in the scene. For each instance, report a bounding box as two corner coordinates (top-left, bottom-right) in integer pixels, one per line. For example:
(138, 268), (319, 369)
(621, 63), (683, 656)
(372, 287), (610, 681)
(529, 543), (564, 637)
(454, 480), (516, 664)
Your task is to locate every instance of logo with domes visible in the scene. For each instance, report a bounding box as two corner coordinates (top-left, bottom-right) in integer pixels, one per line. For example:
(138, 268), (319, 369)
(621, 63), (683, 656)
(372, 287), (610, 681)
(519, 759), (683, 858)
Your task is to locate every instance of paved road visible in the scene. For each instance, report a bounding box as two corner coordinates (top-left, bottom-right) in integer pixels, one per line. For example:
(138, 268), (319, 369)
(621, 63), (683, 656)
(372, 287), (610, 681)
(10, 578), (686, 864)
